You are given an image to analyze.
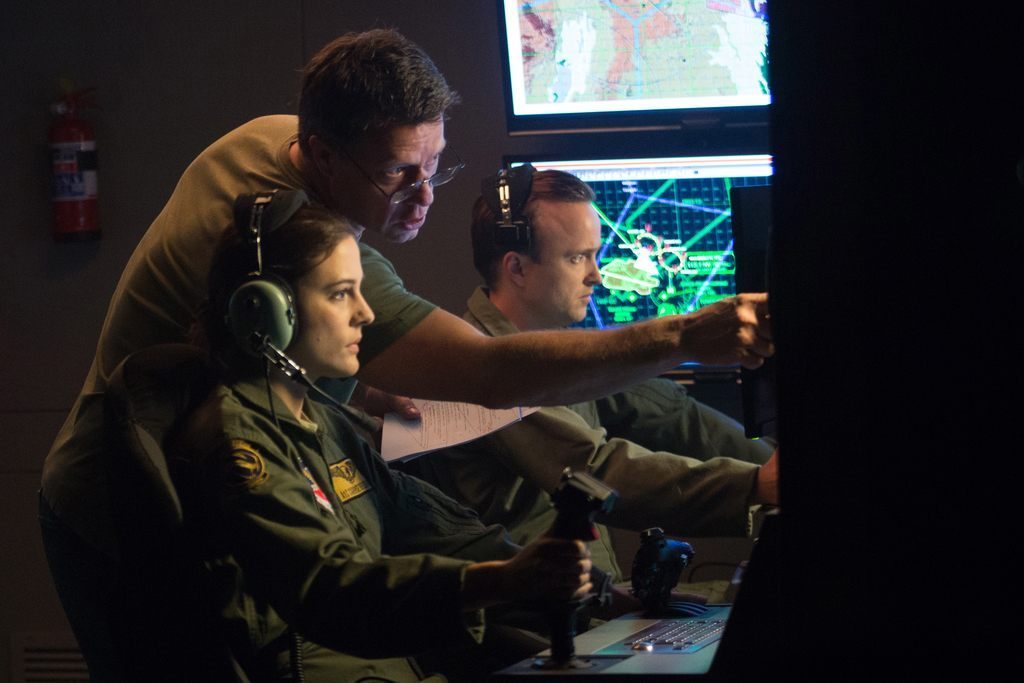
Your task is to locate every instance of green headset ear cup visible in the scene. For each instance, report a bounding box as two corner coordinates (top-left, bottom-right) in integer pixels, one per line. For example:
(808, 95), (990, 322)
(226, 273), (297, 355)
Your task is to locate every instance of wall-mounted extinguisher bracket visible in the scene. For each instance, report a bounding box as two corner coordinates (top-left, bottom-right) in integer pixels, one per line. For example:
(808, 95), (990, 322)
(50, 86), (100, 241)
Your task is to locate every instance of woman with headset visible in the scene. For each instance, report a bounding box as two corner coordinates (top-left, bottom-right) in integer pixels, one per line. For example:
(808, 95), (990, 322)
(172, 192), (596, 682)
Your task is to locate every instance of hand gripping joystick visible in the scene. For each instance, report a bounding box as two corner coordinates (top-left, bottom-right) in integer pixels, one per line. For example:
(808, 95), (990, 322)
(532, 468), (618, 670)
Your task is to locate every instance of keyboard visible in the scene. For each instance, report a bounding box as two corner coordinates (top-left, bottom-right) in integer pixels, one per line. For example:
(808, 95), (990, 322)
(593, 606), (730, 655)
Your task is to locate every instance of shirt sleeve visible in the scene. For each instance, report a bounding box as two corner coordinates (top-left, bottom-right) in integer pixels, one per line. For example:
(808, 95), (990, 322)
(453, 405), (761, 538)
(379, 467), (522, 563)
(593, 377), (774, 465)
(356, 241), (437, 367)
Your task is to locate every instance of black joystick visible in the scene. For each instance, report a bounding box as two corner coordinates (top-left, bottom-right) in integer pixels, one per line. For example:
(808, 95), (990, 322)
(532, 468), (617, 670)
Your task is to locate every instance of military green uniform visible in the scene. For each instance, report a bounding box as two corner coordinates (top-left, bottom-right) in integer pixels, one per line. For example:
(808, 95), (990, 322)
(409, 288), (771, 583)
(172, 373), (518, 682)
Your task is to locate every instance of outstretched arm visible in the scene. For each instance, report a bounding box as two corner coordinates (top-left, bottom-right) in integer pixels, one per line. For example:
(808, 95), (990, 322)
(357, 292), (772, 408)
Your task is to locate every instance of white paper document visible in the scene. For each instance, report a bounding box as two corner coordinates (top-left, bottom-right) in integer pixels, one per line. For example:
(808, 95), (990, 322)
(380, 399), (538, 462)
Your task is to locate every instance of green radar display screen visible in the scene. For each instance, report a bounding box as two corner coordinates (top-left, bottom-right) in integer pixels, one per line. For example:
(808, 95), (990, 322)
(518, 154), (772, 330)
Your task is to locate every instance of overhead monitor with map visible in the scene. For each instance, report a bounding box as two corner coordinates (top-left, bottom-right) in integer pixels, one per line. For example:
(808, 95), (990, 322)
(497, 0), (771, 134)
(508, 153), (773, 353)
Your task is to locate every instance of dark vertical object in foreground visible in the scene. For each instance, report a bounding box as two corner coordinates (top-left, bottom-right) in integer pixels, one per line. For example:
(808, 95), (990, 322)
(750, 3), (1024, 678)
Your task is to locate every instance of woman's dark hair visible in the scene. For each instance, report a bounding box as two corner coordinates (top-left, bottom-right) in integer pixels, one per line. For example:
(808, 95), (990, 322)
(196, 203), (357, 370)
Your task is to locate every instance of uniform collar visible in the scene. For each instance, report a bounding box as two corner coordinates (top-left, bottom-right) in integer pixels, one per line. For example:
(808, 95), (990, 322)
(230, 373), (322, 434)
(464, 286), (520, 338)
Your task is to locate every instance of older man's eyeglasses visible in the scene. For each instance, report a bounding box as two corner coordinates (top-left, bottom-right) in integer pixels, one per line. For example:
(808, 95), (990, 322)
(341, 147), (464, 205)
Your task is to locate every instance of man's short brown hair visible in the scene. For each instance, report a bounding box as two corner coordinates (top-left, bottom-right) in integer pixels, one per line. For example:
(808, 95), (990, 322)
(298, 29), (460, 153)
(470, 169), (596, 287)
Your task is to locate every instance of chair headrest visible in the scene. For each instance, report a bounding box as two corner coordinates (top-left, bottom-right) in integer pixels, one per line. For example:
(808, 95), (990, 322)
(105, 344), (215, 532)
(110, 344), (213, 430)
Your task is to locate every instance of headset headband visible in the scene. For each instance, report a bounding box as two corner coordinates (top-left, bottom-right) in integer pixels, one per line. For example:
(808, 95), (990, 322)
(483, 164), (535, 249)
(234, 189), (311, 274)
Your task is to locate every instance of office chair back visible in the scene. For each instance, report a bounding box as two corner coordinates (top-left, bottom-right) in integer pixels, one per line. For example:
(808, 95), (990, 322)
(103, 343), (249, 681)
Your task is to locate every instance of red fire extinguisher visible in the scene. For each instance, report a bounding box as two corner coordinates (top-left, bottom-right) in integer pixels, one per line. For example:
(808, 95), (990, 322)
(49, 87), (100, 241)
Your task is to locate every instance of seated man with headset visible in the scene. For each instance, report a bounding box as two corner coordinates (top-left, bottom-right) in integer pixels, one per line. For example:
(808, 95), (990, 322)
(405, 166), (779, 594)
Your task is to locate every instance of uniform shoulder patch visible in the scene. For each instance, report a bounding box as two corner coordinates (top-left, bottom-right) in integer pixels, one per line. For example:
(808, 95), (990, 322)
(221, 439), (269, 491)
